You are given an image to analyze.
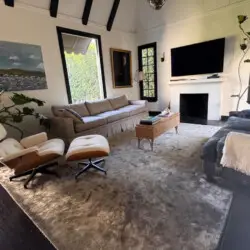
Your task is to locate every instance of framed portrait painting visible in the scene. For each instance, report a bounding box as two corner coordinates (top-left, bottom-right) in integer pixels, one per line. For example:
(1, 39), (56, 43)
(110, 48), (132, 88)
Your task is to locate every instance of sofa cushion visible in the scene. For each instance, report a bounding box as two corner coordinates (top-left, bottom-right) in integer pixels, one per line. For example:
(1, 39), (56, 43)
(75, 116), (107, 133)
(117, 105), (147, 116)
(109, 95), (129, 110)
(86, 100), (113, 116)
(52, 103), (90, 117)
(97, 110), (130, 123)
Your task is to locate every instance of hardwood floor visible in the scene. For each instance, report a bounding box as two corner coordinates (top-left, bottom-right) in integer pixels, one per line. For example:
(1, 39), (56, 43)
(217, 192), (250, 250)
(0, 185), (55, 250)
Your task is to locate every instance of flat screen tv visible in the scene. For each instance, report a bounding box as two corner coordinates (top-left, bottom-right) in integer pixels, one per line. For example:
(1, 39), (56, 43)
(171, 38), (225, 77)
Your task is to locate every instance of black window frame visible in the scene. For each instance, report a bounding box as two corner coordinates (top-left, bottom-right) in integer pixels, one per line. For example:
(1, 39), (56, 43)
(138, 42), (158, 102)
(56, 27), (107, 104)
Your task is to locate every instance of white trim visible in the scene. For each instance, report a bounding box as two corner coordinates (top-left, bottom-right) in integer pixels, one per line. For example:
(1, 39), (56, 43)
(169, 78), (224, 85)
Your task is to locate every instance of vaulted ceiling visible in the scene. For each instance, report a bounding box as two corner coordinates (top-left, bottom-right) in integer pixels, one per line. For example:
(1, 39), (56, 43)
(4, 0), (137, 33)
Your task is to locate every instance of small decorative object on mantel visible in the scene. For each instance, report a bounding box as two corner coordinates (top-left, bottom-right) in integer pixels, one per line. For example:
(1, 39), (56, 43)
(110, 48), (132, 88)
(0, 91), (45, 138)
(207, 73), (220, 79)
(0, 41), (47, 91)
(231, 15), (250, 111)
(147, 0), (167, 10)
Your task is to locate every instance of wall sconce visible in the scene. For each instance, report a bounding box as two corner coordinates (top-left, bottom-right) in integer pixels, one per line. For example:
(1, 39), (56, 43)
(161, 52), (165, 62)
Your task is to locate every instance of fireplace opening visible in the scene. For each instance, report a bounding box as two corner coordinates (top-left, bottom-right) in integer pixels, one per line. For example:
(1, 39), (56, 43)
(180, 93), (208, 125)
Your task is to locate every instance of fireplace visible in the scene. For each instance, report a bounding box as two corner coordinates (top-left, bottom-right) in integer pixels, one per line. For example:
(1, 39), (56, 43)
(180, 93), (209, 124)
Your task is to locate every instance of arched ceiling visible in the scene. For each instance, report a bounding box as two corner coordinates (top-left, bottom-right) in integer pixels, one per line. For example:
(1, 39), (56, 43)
(11, 0), (137, 33)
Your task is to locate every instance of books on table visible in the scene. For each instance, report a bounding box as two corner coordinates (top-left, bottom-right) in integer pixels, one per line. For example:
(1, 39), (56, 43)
(140, 116), (161, 125)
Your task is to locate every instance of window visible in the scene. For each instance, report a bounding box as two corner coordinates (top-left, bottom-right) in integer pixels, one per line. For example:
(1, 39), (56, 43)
(138, 42), (157, 102)
(57, 27), (107, 104)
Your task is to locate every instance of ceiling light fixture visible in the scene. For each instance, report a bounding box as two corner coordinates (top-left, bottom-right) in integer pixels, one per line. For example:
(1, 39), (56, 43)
(147, 0), (167, 10)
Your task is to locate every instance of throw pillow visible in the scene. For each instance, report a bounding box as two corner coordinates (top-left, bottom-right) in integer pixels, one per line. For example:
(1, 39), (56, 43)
(109, 95), (129, 110)
(59, 108), (83, 123)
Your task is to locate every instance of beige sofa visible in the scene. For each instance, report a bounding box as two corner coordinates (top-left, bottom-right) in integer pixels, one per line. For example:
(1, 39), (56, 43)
(50, 95), (148, 144)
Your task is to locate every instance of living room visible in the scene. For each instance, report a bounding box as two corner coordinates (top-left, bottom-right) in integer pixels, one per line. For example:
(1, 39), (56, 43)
(1, 0), (250, 249)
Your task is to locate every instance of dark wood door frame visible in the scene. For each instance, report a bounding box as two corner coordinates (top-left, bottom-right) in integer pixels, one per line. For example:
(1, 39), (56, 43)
(138, 42), (158, 102)
(56, 27), (107, 104)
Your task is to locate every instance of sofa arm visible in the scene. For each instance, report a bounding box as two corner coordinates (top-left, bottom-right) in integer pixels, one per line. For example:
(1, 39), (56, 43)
(225, 116), (250, 131)
(20, 132), (48, 148)
(49, 117), (75, 139)
(129, 100), (148, 107)
(201, 137), (220, 163)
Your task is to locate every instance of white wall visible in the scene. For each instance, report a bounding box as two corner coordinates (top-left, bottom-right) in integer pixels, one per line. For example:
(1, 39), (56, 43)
(0, 2), (139, 137)
(136, 0), (250, 116)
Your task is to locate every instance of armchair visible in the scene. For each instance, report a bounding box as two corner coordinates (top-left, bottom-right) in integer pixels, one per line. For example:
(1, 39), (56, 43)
(0, 124), (65, 188)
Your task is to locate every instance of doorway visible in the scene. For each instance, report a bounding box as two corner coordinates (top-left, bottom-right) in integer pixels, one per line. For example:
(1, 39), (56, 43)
(57, 27), (106, 104)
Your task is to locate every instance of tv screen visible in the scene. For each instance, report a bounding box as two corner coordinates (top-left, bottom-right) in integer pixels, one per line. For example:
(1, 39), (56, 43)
(171, 38), (225, 77)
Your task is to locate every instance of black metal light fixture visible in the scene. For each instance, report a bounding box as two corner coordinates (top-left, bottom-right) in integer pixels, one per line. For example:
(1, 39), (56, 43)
(147, 0), (167, 10)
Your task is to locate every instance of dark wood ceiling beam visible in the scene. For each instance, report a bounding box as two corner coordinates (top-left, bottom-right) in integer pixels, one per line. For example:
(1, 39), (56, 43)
(50, 0), (59, 18)
(4, 0), (14, 7)
(82, 0), (93, 25)
(107, 0), (120, 32)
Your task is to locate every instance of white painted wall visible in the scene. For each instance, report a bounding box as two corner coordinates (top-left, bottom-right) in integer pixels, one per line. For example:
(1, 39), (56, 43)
(0, 2), (139, 137)
(136, 0), (250, 116)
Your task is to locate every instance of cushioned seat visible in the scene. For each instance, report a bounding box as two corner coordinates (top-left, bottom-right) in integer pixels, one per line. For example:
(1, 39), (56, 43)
(75, 117), (107, 133)
(117, 105), (147, 116)
(0, 125), (65, 188)
(66, 135), (110, 161)
(97, 110), (130, 123)
(66, 135), (110, 179)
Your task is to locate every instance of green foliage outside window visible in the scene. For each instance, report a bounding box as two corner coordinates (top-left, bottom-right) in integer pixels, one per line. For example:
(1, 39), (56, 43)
(64, 40), (102, 103)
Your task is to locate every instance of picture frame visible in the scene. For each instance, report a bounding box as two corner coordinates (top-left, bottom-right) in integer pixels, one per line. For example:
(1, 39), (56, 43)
(110, 48), (132, 88)
(0, 41), (47, 91)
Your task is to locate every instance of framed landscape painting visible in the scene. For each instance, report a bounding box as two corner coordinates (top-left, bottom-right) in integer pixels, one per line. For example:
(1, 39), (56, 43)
(110, 48), (132, 88)
(0, 41), (47, 91)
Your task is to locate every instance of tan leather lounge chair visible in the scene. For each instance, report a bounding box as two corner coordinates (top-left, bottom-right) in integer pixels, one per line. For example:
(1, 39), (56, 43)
(0, 124), (65, 188)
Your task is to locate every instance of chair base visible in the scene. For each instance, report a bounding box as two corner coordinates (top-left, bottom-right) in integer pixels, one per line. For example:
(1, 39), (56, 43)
(9, 162), (59, 189)
(75, 158), (107, 180)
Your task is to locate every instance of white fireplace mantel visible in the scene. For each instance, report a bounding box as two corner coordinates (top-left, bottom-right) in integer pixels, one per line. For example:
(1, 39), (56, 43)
(170, 79), (223, 121)
(169, 78), (224, 85)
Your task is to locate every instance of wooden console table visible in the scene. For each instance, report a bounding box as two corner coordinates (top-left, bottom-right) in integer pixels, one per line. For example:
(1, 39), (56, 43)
(135, 113), (180, 150)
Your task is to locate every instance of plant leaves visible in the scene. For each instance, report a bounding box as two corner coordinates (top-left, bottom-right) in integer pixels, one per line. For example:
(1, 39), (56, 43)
(10, 93), (45, 106)
(240, 43), (247, 51)
(23, 107), (34, 115)
(238, 15), (248, 24)
(12, 115), (23, 123)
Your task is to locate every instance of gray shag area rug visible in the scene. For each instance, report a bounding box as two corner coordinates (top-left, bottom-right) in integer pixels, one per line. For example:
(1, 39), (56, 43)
(0, 123), (232, 250)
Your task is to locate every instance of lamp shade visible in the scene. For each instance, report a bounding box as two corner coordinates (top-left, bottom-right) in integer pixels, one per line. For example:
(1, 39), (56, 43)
(138, 71), (145, 81)
(134, 70), (144, 83)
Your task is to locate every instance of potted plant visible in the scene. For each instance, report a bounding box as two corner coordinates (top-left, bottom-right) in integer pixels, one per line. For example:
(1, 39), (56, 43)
(0, 91), (46, 138)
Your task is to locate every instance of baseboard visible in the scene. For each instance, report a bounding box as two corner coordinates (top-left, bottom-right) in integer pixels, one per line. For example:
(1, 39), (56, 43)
(221, 116), (229, 121)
